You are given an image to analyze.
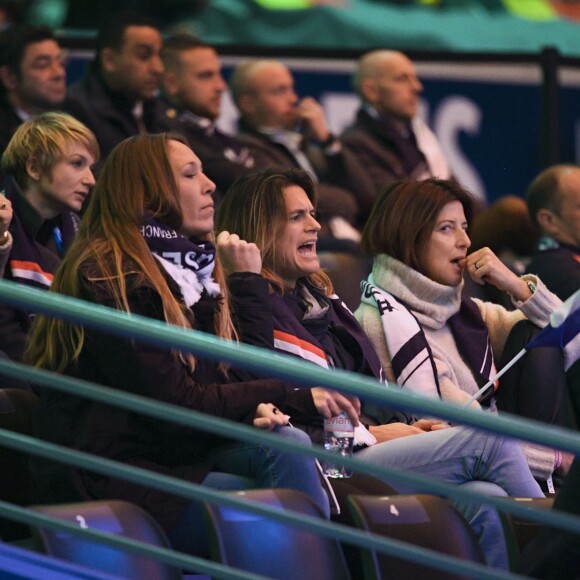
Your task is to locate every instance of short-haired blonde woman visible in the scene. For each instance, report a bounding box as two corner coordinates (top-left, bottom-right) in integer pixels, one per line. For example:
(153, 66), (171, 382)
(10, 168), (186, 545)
(27, 134), (328, 556)
(0, 111), (98, 364)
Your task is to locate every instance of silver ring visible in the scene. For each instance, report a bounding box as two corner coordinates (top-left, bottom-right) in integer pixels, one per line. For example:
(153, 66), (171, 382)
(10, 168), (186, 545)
(475, 262), (481, 270)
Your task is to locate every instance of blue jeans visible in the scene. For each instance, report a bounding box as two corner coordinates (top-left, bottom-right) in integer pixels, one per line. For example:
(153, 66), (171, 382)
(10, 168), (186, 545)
(168, 425), (329, 555)
(355, 426), (544, 570)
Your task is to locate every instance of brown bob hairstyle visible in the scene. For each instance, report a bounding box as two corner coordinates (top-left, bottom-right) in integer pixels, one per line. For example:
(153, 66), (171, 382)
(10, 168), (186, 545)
(216, 168), (333, 295)
(361, 178), (476, 275)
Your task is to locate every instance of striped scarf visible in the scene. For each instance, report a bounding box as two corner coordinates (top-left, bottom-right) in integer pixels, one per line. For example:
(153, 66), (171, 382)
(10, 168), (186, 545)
(140, 218), (220, 307)
(360, 278), (497, 406)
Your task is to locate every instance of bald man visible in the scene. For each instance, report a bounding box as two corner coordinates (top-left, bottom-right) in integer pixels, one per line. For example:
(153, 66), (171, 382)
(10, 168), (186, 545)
(525, 164), (580, 301)
(341, 50), (451, 217)
(230, 59), (366, 240)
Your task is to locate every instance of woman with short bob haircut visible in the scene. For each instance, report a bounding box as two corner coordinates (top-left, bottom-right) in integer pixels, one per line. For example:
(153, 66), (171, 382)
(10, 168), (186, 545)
(217, 168), (546, 570)
(2, 111), (99, 193)
(0, 112), (98, 368)
(27, 134), (329, 555)
(356, 178), (571, 483)
(361, 178), (474, 273)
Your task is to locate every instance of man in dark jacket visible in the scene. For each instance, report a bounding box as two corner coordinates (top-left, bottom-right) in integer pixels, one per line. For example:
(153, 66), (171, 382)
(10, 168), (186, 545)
(341, 50), (451, 220)
(65, 11), (170, 161)
(0, 24), (66, 184)
(229, 58), (363, 241)
(160, 34), (255, 204)
(525, 164), (580, 302)
(525, 164), (580, 428)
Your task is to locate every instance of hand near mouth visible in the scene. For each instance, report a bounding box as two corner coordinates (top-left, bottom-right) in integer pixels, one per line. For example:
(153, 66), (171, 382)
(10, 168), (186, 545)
(465, 247), (533, 300)
(295, 97), (330, 142)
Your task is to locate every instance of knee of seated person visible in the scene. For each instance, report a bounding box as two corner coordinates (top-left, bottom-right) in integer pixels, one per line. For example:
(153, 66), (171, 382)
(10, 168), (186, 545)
(461, 480), (508, 497)
(274, 425), (312, 446)
(498, 437), (541, 475)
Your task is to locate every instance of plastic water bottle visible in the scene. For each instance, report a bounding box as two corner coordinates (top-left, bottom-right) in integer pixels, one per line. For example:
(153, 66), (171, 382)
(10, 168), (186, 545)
(323, 411), (354, 478)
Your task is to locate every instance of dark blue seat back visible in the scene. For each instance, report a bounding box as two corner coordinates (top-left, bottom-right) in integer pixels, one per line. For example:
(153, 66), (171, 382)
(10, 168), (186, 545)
(203, 488), (351, 580)
(347, 493), (485, 580)
(32, 500), (182, 580)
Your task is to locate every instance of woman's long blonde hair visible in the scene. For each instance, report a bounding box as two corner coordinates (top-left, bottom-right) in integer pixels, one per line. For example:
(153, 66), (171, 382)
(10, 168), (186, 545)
(27, 133), (235, 372)
(216, 168), (333, 295)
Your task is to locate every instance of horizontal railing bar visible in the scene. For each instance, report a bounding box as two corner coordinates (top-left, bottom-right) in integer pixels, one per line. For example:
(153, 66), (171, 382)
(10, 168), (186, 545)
(0, 501), (263, 580)
(1, 358), (578, 531)
(0, 432), (518, 579)
(0, 282), (576, 576)
(0, 280), (579, 455)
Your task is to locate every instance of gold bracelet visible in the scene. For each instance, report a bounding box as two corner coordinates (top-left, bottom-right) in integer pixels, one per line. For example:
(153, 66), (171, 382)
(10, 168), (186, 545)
(0, 231), (9, 246)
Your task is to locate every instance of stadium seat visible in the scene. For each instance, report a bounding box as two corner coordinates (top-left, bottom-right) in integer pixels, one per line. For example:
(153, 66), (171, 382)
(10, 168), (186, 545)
(31, 500), (182, 580)
(203, 488), (351, 580)
(499, 496), (555, 570)
(0, 388), (38, 541)
(347, 493), (485, 579)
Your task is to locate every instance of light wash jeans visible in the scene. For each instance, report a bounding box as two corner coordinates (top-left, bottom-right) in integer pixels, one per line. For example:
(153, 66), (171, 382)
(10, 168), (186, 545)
(168, 425), (329, 555)
(355, 425), (544, 570)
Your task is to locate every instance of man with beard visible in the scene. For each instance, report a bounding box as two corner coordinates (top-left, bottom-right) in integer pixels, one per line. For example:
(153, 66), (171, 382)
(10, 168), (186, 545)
(160, 34), (255, 204)
(65, 11), (170, 161)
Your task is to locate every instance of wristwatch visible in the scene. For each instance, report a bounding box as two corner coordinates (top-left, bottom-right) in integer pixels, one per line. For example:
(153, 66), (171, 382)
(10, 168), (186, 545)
(509, 278), (536, 302)
(525, 279), (537, 294)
